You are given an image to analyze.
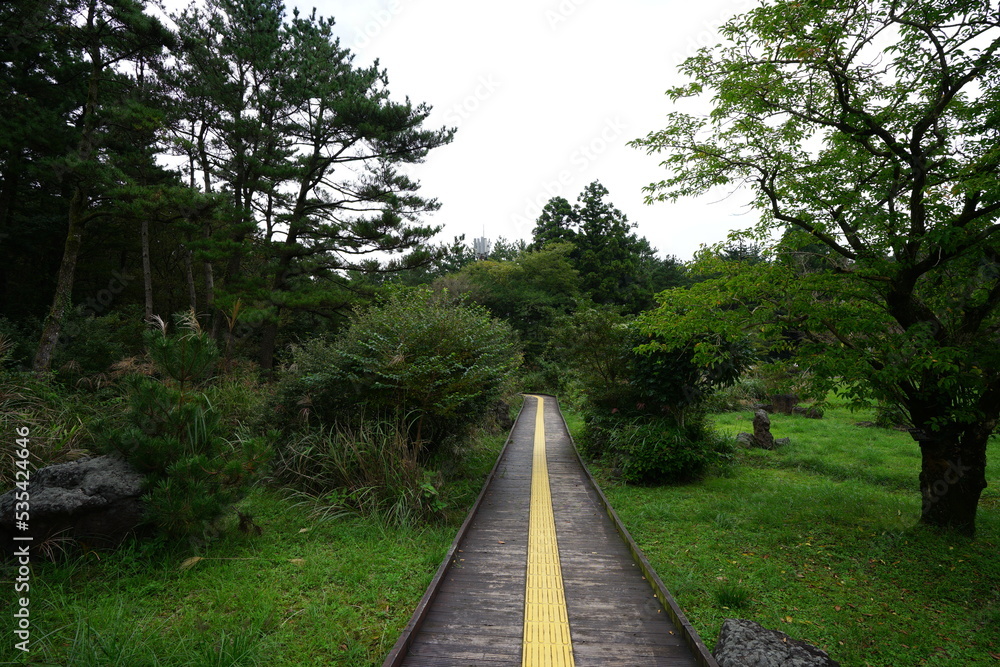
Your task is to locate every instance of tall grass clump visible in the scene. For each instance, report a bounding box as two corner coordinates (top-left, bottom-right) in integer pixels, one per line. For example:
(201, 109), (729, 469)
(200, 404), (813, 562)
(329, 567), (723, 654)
(0, 371), (98, 492)
(271, 419), (446, 525)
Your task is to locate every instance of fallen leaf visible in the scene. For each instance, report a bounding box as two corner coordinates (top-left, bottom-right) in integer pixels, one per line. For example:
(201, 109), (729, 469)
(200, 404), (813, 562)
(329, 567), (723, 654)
(180, 557), (204, 571)
(289, 558), (305, 565)
(298, 528), (310, 533)
(834, 606), (841, 612)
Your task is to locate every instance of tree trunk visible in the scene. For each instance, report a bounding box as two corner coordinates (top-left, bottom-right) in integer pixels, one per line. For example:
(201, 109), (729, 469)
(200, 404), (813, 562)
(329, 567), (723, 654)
(34, 4), (100, 373)
(33, 188), (86, 373)
(915, 427), (988, 536)
(141, 216), (153, 320)
(258, 318), (279, 373)
(183, 245), (197, 311)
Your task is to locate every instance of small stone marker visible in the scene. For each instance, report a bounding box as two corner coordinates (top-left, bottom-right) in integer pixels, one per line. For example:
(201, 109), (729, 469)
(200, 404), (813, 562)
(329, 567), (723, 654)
(736, 410), (788, 449)
(753, 409), (775, 450)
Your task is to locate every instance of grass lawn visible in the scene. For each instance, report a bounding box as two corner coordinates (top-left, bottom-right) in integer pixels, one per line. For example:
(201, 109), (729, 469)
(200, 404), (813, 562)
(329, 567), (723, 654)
(575, 400), (1000, 666)
(1, 430), (507, 666)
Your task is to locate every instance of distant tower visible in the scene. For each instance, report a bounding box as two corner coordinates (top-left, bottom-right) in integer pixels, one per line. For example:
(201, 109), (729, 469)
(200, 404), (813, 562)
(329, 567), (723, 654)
(473, 236), (491, 260)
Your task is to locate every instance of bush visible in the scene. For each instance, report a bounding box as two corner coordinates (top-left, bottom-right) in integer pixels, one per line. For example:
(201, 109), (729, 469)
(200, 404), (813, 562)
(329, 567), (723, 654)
(52, 306), (146, 378)
(703, 373), (770, 412)
(278, 287), (522, 460)
(583, 413), (731, 484)
(105, 314), (270, 541)
(0, 316), (40, 370)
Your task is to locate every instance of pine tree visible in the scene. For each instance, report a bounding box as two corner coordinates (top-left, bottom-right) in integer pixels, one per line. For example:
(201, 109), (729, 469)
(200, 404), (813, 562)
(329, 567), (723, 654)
(31, 0), (176, 372)
(110, 313), (269, 540)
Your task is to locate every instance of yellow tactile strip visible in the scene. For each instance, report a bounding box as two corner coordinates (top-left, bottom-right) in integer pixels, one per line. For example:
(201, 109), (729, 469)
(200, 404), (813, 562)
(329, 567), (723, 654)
(522, 396), (575, 667)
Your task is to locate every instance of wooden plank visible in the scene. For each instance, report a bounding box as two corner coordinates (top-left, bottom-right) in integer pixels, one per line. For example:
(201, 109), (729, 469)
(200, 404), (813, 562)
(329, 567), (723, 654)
(380, 400), (531, 667)
(387, 395), (714, 667)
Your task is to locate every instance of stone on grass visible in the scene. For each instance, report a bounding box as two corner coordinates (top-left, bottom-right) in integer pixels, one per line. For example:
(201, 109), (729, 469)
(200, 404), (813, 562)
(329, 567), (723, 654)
(714, 618), (840, 667)
(0, 455), (146, 556)
(770, 394), (800, 414)
(752, 409), (775, 450)
(792, 405), (823, 419)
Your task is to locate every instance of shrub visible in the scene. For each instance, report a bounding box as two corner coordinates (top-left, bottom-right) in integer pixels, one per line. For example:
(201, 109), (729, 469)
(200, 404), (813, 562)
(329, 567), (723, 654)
(278, 287), (522, 460)
(595, 414), (731, 484)
(52, 306), (146, 378)
(703, 373), (770, 412)
(0, 316), (40, 370)
(105, 313), (270, 541)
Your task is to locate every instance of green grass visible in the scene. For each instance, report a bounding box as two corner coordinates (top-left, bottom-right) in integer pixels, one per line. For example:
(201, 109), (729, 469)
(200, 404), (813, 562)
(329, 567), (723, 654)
(1, 430), (508, 666)
(573, 400), (1000, 667)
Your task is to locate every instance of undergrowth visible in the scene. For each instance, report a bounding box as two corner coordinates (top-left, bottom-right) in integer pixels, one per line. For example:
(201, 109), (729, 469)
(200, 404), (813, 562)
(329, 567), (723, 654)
(573, 402), (1000, 667)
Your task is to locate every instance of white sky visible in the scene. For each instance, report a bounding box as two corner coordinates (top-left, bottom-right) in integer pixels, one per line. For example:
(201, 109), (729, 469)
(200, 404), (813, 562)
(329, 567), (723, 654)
(168, 0), (764, 260)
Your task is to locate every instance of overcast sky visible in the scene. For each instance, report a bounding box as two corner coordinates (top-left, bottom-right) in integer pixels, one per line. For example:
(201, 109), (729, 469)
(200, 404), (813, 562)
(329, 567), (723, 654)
(170, 0), (764, 259)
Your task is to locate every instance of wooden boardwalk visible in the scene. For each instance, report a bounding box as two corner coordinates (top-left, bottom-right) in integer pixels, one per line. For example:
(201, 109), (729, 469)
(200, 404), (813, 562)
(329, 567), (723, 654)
(384, 395), (718, 667)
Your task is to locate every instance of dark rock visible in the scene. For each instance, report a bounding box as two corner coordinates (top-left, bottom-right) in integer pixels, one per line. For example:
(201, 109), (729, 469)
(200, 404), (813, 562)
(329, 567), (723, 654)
(770, 394), (800, 414)
(1, 455), (146, 556)
(735, 432), (756, 448)
(775, 437), (791, 448)
(792, 406), (823, 419)
(752, 409), (775, 450)
(489, 399), (515, 432)
(714, 618), (840, 667)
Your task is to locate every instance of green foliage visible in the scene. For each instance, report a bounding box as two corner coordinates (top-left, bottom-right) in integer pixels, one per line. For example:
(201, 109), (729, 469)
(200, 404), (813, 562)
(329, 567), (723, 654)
(554, 304), (745, 485)
(530, 181), (680, 313)
(630, 0), (1000, 531)
(0, 373), (99, 492)
(52, 307), (146, 378)
(0, 317), (39, 370)
(437, 243), (581, 363)
(588, 401), (1000, 665)
(107, 315), (269, 540)
(279, 287), (522, 460)
(582, 413), (731, 485)
(703, 374), (770, 413)
(553, 306), (752, 420)
(168, 0), (454, 370)
(271, 420), (446, 525)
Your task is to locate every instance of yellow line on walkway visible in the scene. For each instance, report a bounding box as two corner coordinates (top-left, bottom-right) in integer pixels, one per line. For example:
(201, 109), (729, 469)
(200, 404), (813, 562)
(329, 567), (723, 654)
(522, 395), (575, 667)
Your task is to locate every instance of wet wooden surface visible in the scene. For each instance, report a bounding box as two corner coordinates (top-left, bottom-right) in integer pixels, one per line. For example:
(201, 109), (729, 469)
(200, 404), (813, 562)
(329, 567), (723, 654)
(395, 396), (704, 666)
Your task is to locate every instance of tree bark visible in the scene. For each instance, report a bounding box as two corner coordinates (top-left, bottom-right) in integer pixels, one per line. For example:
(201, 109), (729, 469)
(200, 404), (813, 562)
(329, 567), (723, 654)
(33, 188), (86, 373)
(257, 317), (280, 373)
(141, 216), (153, 320)
(915, 428), (988, 536)
(183, 245), (197, 311)
(33, 0), (100, 373)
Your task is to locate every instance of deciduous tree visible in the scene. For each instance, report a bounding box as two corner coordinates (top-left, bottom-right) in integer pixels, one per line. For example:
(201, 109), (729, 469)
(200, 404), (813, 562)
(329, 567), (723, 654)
(631, 0), (1000, 534)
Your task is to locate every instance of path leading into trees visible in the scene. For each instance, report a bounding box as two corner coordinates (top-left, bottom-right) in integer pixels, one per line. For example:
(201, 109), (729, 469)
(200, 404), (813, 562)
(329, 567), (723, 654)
(383, 395), (718, 667)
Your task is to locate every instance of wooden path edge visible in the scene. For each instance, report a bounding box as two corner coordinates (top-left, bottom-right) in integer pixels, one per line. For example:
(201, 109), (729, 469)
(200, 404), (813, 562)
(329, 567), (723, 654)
(549, 396), (720, 667)
(381, 397), (528, 667)
(381, 393), (720, 667)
